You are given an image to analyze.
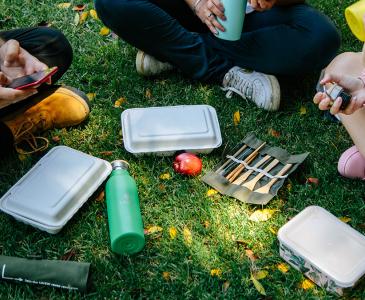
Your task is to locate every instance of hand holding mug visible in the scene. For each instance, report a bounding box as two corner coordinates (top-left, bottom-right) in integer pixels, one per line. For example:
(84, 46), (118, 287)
(195, 0), (226, 35)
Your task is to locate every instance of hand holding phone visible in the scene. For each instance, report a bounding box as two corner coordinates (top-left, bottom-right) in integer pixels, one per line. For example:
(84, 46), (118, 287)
(7, 66), (58, 90)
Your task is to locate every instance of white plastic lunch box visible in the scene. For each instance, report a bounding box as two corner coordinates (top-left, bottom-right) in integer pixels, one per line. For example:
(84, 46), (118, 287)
(121, 105), (222, 156)
(278, 206), (365, 295)
(0, 146), (112, 234)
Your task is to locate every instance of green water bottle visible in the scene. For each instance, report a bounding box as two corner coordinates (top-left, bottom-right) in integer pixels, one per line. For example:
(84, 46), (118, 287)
(106, 160), (145, 255)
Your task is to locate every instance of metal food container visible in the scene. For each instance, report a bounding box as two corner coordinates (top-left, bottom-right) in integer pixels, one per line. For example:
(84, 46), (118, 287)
(0, 146), (112, 234)
(278, 206), (365, 295)
(121, 105), (222, 156)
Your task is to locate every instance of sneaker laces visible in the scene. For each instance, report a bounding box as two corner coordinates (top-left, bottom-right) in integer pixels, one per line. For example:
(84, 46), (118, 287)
(13, 120), (49, 155)
(221, 71), (253, 101)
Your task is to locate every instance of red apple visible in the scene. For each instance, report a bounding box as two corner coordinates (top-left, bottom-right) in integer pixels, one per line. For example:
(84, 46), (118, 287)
(173, 152), (202, 176)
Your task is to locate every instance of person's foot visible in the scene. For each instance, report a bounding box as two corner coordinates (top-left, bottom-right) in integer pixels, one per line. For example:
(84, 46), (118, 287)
(3, 86), (90, 154)
(221, 67), (280, 111)
(338, 145), (365, 180)
(136, 50), (174, 77)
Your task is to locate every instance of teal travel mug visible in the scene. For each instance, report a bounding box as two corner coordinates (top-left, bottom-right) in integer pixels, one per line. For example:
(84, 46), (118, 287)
(217, 0), (247, 41)
(106, 160), (145, 255)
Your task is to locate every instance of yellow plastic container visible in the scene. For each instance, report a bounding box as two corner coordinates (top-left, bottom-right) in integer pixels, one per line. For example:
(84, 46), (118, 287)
(345, 0), (365, 41)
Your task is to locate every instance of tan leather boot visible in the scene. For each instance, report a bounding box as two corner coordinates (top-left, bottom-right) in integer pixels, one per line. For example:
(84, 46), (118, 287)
(3, 86), (90, 154)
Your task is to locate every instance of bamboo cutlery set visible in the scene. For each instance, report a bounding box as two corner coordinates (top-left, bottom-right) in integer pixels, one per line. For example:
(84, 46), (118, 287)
(202, 133), (309, 205)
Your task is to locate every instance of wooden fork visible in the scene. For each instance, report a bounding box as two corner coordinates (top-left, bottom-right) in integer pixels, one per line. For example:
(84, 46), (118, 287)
(232, 154), (271, 185)
(241, 158), (280, 190)
(254, 164), (293, 194)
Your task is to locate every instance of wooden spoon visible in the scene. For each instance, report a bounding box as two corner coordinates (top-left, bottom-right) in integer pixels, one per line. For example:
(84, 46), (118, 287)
(254, 164), (293, 194)
(241, 158), (280, 190)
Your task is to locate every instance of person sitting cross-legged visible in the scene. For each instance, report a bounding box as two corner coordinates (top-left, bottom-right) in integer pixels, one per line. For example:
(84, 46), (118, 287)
(95, 0), (340, 111)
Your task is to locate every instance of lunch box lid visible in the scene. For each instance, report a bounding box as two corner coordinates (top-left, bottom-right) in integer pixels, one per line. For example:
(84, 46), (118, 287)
(0, 146), (112, 233)
(278, 206), (365, 287)
(121, 105), (222, 154)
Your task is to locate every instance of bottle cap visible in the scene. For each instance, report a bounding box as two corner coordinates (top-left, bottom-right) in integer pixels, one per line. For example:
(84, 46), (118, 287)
(111, 160), (129, 170)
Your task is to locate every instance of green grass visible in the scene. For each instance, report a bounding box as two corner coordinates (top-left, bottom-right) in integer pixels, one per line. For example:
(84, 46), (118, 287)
(0, 0), (364, 299)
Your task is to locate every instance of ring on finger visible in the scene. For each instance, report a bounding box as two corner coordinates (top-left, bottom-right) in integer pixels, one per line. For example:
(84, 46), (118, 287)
(208, 12), (213, 18)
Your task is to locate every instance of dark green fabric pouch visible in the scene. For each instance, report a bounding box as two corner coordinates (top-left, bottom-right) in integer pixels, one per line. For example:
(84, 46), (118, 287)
(202, 133), (309, 205)
(0, 255), (90, 292)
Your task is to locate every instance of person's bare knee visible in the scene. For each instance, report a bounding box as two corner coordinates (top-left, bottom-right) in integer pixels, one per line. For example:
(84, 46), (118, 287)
(325, 52), (364, 76)
(341, 108), (365, 157)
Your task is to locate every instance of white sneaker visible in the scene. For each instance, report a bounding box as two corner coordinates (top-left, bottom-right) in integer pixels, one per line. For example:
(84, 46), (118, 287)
(136, 50), (174, 76)
(222, 66), (281, 111)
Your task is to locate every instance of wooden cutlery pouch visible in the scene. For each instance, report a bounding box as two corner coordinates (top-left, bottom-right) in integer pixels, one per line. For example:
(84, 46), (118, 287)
(202, 133), (309, 205)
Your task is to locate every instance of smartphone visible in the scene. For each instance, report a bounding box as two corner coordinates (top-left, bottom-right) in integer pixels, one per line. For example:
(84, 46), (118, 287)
(7, 66), (59, 90)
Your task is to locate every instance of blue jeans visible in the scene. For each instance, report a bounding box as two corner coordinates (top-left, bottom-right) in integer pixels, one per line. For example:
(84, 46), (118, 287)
(95, 0), (340, 83)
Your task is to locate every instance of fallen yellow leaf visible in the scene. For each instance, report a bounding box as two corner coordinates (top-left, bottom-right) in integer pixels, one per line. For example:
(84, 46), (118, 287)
(300, 278), (315, 290)
(90, 9), (99, 20)
(99, 26), (110, 36)
(250, 273), (266, 295)
(86, 93), (96, 101)
(206, 189), (218, 197)
(299, 105), (307, 115)
(113, 97), (126, 108)
(277, 262), (289, 273)
(253, 270), (268, 280)
(145, 226), (163, 235)
(79, 11), (89, 25)
(114, 99), (122, 108)
(183, 227), (192, 245)
(145, 88), (152, 99)
(339, 216), (351, 223)
(249, 209), (277, 222)
(210, 268), (222, 277)
(169, 227), (177, 240)
(233, 110), (240, 126)
(159, 173), (171, 180)
(203, 220), (210, 228)
(57, 2), (71, 9)
(162, 271), (170, 281)
(269, 226), (278, 235)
